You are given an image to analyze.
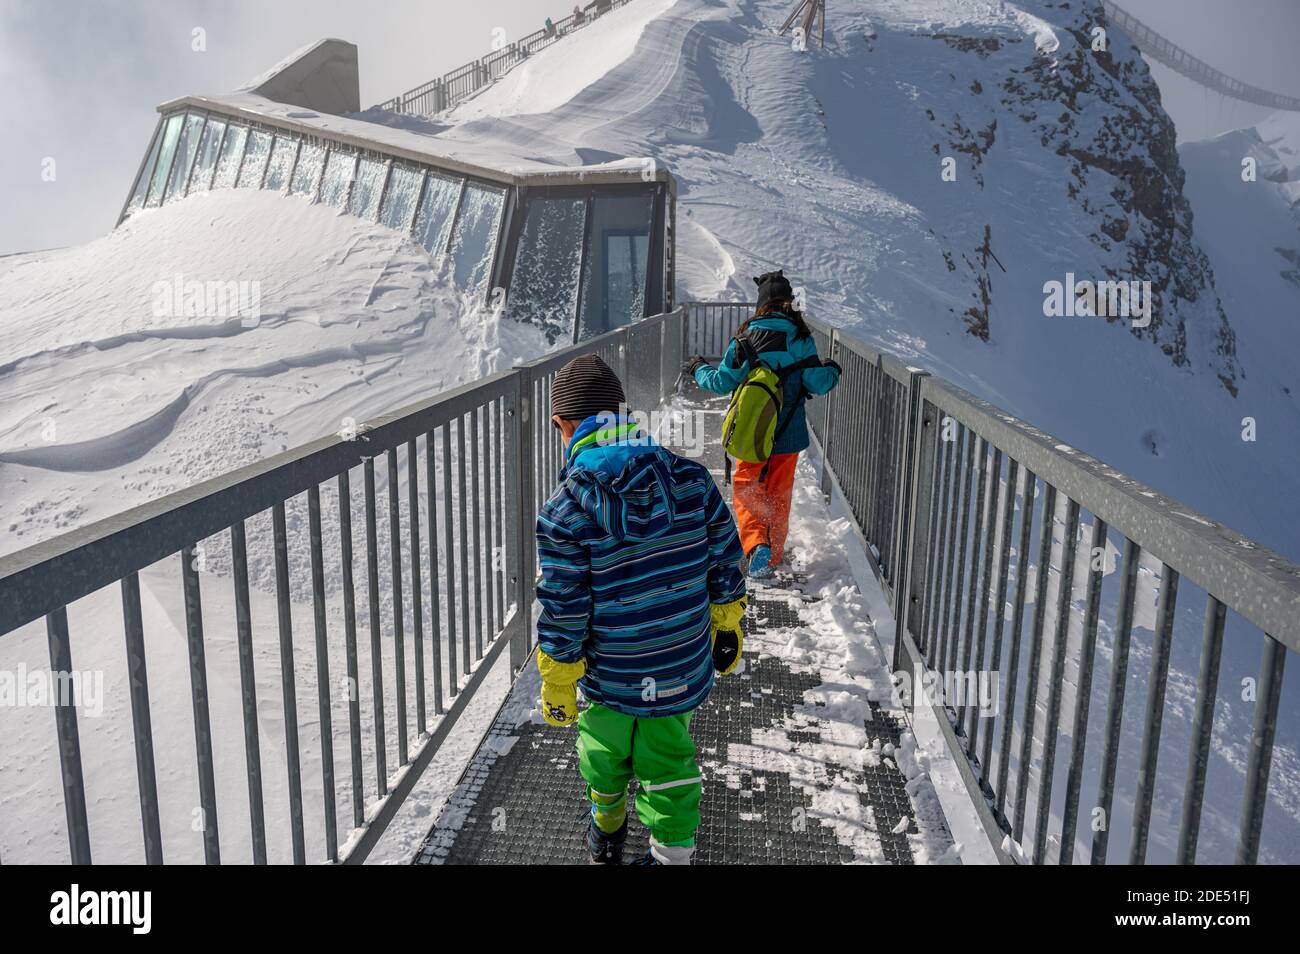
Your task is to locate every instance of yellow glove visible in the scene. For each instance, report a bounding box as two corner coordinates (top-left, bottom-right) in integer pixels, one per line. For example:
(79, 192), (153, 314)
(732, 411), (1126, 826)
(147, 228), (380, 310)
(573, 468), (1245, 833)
(537, 647), (586, 727)
(710, 597), (747, 675)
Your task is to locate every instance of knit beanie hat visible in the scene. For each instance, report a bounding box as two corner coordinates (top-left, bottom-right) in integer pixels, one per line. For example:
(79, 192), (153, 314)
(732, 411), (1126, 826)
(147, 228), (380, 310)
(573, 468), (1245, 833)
(755, 269), (794, 310)
(550, 354), (627, 421)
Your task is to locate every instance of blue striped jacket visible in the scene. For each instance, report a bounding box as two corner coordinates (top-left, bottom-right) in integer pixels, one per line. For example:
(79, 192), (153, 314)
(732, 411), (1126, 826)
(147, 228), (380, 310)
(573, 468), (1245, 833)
(535, 415), (746, 717)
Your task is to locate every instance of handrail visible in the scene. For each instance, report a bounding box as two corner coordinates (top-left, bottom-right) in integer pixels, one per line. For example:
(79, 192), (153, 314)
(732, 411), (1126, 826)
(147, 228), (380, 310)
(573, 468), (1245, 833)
(376, 0), (636, 117)
(0, 306), (684, 866)
(792, 311), (1300, 866)
(1104, 1), (1300, 112)
(0, 371), (517, 637)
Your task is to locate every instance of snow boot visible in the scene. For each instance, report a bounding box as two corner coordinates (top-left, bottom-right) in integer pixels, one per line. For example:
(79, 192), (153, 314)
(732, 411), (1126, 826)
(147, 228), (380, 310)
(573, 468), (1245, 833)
(746, 544), (774, 579)
(587, 816), (627, 865)
(630, 838), (694, 865)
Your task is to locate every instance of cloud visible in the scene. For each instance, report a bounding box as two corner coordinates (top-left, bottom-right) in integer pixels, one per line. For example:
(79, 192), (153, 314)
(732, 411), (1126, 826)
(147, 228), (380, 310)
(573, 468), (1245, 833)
(0, 0), (554, 255)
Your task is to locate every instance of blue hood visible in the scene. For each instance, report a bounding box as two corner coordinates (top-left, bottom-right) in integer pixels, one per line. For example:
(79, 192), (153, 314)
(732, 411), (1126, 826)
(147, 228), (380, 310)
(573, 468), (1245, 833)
(561, 417), (677, 541)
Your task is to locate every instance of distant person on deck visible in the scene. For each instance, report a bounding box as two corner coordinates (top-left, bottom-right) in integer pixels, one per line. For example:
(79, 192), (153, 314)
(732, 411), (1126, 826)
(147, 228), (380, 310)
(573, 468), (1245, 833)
(534, 354), (747, 865)
(690, 271), (841, 579)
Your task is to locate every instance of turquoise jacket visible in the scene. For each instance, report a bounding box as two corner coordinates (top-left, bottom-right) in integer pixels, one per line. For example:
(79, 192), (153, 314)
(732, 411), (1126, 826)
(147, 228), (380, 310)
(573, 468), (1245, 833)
(693, 313), (840, 455)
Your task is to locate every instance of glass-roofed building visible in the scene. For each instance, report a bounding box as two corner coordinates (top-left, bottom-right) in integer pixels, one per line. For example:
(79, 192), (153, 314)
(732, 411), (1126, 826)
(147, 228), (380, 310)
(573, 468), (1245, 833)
(121, 39), (676, 344)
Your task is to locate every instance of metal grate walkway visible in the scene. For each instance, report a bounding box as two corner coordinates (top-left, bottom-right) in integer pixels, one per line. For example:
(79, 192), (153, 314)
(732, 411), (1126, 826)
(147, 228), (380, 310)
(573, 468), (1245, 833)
(414, 390), (929, 864)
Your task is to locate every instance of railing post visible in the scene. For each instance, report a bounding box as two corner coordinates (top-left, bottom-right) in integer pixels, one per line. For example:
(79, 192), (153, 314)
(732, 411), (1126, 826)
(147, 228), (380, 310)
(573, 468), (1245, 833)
(889, 367), (930, 617)
(818, 329), (839, 499)
(506, 368), (536, 671)
(893, 373), (935, 680)
(680, 303), (691, 372)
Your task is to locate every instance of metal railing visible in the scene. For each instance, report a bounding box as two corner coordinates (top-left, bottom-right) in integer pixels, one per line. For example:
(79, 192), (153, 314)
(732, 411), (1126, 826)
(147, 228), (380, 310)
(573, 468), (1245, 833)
(3, 300), (1298, 865)
(377, 0), (636, 117)
(0, 307), (684, 865)
(1104, 1), (1300, 112)
(799, 312), (1300, 865)
(683, 301), (753, 360)
(682, 301), (1300, 865)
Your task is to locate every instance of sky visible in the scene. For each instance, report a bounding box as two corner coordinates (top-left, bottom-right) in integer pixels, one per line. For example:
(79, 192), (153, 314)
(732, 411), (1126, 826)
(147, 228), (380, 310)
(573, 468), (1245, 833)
(0, 0), (559, 255)
(0, 0), (1297, 256)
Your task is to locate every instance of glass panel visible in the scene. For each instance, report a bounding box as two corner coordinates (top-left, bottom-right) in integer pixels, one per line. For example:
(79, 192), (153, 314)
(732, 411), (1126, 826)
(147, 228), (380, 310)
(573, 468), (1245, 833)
(449, 182), (505, 295)
(577, 193), (654, 340)
(379, 166), (422, 231)
(262, 136), (298, 192)
(144, 113), (183, 208)
(188, 118), (227, 194)
(347, 157), (387, 219)
(290, 142), (325, 198)
(237, 129), (272, 188)
(163, 112), (205, 202)
(127, 122), (164, 215)
(413, 172), (462, 258)
(507, 196), (586, 341)
(212, 124), (248, 190)
(319, 149), (356, 208)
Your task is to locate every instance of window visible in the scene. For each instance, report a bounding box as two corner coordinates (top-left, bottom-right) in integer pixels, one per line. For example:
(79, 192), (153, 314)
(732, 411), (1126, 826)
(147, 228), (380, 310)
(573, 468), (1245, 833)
(449, 182), (505, 295)
(414, 172), (462, 258)
(212, 124), (248, 190)
(237, 129), (272, 188)
(188, 118), (227, 194)
(319, 149), (356, 208)
(164, 112), (206, 202)
(262, 136), (298, 192)
(127, 123), (164, 214)
(144, 113), (184, 208)
(508, 197), (586, 341)
(347, 157), (387, 220)
(576, 193), (653, 340)
(290, 142), (325, 198)
(379, 165), (423, 231)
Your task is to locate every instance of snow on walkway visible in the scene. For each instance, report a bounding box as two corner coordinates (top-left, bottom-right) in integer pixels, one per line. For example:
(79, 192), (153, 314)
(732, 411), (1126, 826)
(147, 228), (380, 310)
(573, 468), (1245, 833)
(416, 390), (955, 864)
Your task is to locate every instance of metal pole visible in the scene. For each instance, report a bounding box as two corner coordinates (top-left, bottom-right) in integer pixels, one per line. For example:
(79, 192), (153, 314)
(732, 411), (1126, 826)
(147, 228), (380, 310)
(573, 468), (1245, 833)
(46, 607), (92, 864)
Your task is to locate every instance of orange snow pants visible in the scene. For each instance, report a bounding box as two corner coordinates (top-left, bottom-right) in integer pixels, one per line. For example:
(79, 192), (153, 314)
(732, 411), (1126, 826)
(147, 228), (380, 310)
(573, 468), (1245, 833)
(732, 452), (799, 563)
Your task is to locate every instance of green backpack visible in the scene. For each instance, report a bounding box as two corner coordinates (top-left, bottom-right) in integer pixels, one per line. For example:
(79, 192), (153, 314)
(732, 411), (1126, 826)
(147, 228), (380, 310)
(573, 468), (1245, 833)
(720, 336), (820, 472)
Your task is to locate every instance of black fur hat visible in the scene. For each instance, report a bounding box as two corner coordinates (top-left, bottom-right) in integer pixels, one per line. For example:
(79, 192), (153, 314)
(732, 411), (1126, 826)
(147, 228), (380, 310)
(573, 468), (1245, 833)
(754, 269), (794, 310)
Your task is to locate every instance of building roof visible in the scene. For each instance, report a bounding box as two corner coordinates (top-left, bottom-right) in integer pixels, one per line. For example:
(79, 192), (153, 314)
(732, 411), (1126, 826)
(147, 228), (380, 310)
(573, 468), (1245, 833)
(158, 91), (669, 189)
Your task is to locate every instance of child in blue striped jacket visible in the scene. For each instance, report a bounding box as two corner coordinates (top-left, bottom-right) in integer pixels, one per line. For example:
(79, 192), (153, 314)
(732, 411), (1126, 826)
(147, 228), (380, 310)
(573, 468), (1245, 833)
(535, 354), (747, 865)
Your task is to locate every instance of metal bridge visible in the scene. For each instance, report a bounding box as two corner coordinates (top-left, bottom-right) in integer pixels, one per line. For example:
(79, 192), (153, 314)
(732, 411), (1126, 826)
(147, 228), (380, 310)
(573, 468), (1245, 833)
(2, 302), (1297, 865)
(1102, 1), (1300, 112)
(375, 0), (635, 117)
(377, 1), (1300, 120)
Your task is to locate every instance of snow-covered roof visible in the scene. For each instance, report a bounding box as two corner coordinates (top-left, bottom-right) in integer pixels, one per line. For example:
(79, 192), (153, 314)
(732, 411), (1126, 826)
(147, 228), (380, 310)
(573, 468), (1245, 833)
(157, 91), (670, 188)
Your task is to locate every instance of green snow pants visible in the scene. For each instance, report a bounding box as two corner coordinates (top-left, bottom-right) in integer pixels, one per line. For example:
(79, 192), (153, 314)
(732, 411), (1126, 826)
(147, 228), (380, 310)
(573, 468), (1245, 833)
(576, 703), (701, 846)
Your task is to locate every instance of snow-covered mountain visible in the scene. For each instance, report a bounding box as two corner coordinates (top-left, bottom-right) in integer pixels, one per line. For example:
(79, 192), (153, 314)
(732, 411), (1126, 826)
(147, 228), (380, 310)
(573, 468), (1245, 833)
(424, 0), (1298, 560)
(3, 0), (1296, 562)
(1181, 111), (1300, 452)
